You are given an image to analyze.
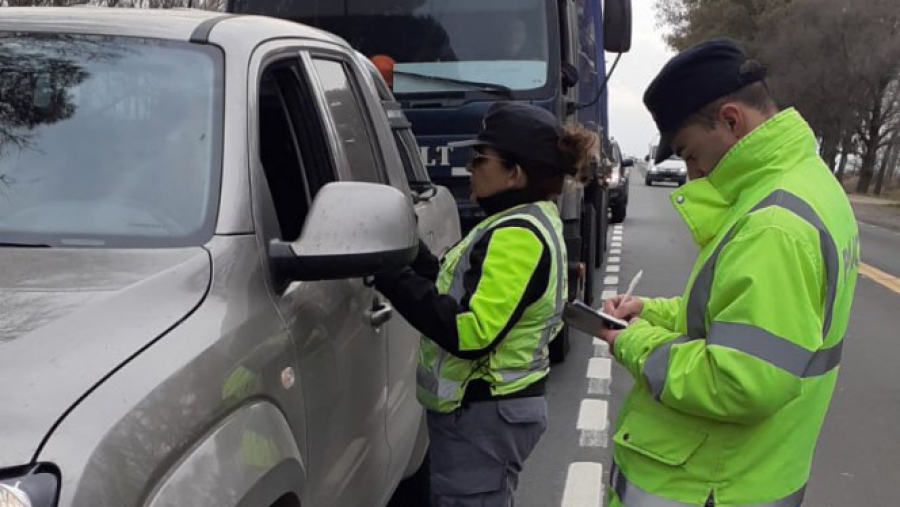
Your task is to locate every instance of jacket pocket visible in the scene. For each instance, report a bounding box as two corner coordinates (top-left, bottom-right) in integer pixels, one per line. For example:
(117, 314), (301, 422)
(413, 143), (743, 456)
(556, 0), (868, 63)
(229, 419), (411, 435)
(613, 409), (708, 466)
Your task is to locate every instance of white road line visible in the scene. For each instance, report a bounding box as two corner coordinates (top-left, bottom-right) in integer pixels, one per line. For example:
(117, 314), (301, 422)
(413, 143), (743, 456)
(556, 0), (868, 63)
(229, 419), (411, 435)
(587, 357), (612, 378)
(608, 256), (621, 263)
(600, 289), (617, 301)
(610, 248), (622, 255)
(611, 241), (622, 248)
(561, 462), (605, 507)
(604, 275), (619, 285)
(587, 357), (612, 395)
(606, 265), (620, 273)
(577, 399), (609, 447)
(592, 338), (610, 358)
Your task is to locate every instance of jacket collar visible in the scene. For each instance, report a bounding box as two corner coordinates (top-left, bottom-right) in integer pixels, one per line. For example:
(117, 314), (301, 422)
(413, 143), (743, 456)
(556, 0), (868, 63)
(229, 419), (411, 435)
(670, 108), (818, 246)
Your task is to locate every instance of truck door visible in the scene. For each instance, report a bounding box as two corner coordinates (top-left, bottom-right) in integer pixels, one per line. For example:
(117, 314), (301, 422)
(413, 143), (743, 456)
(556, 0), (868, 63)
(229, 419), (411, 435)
(252, 47), (391, 507)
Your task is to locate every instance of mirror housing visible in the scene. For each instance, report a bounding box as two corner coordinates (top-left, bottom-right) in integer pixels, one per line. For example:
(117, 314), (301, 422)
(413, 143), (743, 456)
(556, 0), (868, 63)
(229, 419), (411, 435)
(622, 157), (634, 168)
(269, 182), (417, 285)
(644, 155), (650, 162)
(603, 0), (633, 53)
(561, 63), (580, 91)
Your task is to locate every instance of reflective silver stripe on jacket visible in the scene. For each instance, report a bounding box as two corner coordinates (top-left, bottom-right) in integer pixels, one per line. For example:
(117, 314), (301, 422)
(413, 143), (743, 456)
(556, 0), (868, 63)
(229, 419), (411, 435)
(611, 464), (806, 507)
(528, 207), (565, 371)
(686, 190), (840, 341)
(642, 191), (843, 397)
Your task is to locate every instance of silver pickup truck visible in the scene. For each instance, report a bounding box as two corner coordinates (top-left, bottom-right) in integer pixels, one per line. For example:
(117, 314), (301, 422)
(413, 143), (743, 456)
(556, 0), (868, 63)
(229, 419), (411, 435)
(0, 8), (460, 507)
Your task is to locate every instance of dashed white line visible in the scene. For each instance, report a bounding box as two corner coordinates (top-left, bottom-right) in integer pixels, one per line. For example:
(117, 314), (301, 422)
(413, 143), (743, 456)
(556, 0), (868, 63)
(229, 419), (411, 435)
(600, 289), (617, 301)
(608, 256), (621, 263)
(587, 357), (612, 395)
(606, 265), (620, 273)
(611, 241), (622, 248)
(561, 462), (605, 507)
(577, 399), (609, 447)
(610, 249), (622, 255)
(592, 337), (611, 358)
(604, 275), (619, 285)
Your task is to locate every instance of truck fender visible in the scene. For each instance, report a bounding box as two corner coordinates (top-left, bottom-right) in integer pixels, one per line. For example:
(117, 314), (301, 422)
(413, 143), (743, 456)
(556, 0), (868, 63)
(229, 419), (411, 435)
(145, 401), (306, 507)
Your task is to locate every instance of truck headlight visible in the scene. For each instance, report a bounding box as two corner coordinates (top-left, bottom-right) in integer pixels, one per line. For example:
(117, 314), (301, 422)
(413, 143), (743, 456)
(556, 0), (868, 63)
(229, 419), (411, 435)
(0, 466), (59, 507)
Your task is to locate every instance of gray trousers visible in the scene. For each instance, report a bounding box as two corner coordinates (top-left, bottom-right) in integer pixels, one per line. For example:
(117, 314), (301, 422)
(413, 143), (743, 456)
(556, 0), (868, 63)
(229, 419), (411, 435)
(427, 397), (548, 507)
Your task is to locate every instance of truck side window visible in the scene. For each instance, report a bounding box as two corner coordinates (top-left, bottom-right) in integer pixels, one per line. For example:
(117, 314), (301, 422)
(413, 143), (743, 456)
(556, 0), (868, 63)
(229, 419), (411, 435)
(311, 58), (383, 184)
(257, 61), (337, 241)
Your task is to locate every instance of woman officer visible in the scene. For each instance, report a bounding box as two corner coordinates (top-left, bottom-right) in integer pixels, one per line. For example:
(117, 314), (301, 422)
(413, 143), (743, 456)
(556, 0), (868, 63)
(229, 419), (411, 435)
(375, 101), (596, 507)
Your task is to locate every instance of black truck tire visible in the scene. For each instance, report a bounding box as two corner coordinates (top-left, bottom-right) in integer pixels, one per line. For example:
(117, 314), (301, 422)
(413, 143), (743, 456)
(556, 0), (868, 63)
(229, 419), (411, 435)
(387, 453), (430, 507)
(610, 200), (627, 224)
(549, 325), (571, 364)
(581, 204), (597, 307)
(595, 187), (609, 268)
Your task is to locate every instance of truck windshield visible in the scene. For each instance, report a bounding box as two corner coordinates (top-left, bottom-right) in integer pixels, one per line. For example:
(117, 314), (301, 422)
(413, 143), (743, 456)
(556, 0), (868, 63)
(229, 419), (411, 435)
(230, 0), (552, 96)
(0, 34), (222, 248)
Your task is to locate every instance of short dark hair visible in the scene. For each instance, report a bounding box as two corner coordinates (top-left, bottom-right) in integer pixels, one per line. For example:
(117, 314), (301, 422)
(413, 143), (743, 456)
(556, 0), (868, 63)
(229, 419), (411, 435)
(685, 61), (779, 129)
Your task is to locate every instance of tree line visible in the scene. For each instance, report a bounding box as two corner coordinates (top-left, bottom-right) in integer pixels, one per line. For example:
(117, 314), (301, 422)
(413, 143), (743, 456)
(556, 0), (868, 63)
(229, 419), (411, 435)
(656, 0), (900, 195)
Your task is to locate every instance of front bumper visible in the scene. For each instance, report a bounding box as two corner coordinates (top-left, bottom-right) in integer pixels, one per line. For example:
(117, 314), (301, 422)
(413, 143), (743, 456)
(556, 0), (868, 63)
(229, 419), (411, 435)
(648, 171), (686, 181)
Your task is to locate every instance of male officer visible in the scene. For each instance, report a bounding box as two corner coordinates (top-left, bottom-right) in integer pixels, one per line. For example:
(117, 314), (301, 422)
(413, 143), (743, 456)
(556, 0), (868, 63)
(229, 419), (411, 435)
(599, 38), (860, 506)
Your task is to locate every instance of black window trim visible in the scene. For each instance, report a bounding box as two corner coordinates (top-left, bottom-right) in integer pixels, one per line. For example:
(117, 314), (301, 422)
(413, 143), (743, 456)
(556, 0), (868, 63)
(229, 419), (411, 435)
(300, 49), (389, 184)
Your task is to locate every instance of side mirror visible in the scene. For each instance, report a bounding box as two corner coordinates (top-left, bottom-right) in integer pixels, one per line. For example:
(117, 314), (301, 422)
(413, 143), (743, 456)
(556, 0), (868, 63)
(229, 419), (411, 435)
(622, 158), (634, 168)
(644, 155), (650, 162)
(561, 63), (580, 90)
(603, 0), (633, 53)
(269, 182), (417, 285)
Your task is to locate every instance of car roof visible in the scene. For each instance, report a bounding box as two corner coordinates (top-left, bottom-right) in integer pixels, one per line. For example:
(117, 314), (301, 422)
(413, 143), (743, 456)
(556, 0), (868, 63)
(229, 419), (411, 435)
(0, 7), (347, 47)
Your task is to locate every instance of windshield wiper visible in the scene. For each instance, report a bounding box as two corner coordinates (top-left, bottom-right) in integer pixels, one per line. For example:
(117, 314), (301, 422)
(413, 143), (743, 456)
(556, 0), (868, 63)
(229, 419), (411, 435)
(0, 241), (52, 248)
(394, 70), (514, 98)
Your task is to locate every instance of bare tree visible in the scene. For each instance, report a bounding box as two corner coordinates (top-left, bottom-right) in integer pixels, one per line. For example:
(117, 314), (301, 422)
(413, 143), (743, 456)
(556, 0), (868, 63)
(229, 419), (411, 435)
(655, 0), (792, 54)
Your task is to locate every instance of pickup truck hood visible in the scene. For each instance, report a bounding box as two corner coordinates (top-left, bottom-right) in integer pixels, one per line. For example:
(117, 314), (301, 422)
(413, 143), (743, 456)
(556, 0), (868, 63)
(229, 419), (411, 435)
(0, 247), (211, 467)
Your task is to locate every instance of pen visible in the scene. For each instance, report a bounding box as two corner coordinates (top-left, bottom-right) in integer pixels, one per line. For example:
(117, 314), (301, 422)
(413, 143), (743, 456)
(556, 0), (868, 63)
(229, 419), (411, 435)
(623, 269), (643, 302)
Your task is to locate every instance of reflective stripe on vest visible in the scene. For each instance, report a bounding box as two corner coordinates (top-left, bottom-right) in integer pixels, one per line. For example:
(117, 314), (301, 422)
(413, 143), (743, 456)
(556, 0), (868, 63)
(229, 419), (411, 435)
(420, 202), (564, 402)
(611, 463), (806, 507)
(643, 190), (843, 399)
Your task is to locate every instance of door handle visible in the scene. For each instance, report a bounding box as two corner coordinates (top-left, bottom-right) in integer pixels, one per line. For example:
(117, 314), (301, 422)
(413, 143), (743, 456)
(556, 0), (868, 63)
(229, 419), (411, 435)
(366, 303), (394, 328)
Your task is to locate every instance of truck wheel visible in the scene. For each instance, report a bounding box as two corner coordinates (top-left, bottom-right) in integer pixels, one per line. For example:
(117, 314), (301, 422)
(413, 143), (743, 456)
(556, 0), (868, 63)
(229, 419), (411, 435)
(645, 177), (653, 186)
(387, 453), (430, 507)
(594, 189), (609, 268)
(610, 201), (627, 224)
(581, 204), (597, 306)
(549, 326), (570, 364)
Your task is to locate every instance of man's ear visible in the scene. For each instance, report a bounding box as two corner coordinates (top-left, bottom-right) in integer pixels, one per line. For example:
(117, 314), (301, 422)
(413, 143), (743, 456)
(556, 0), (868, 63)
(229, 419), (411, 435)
(719, 103), (748, 138)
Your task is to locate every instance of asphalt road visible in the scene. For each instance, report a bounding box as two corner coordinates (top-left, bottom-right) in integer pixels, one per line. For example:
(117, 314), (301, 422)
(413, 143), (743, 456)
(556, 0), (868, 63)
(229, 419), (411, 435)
(515, 172), (900, 507)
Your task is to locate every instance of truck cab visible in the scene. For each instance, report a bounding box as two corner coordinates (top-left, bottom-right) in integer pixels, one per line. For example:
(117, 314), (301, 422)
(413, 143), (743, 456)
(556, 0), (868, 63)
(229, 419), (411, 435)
(227, 0), (632, 361)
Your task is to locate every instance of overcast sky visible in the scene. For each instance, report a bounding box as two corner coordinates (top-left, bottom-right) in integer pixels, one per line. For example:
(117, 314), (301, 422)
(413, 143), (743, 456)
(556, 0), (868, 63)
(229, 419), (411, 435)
(605, 1), (674, 159)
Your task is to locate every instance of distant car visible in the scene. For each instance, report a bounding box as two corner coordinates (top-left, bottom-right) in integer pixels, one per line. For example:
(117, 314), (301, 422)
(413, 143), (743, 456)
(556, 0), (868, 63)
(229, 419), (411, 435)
(645, 146), (687, 186)
(607, 139), (632, 223)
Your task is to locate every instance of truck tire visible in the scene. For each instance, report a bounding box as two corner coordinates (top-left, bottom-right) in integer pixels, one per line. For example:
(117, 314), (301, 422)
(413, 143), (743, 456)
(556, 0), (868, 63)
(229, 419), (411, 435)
(581, 204), (597, 307)
(594, 188), (609, 268)
(610, 200), (627, 224)
(387, 453), (430, 507)
(549, 325), (570, 364)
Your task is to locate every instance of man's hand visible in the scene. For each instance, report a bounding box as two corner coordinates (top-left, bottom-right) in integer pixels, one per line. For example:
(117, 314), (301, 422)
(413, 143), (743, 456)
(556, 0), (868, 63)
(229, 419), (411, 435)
(597, 295), (632, 352)
(604, 294), (643, 320)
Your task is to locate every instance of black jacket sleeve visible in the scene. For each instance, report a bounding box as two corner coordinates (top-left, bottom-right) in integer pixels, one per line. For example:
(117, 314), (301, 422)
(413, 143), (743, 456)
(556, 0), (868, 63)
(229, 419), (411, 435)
(374, 220), (551, 359)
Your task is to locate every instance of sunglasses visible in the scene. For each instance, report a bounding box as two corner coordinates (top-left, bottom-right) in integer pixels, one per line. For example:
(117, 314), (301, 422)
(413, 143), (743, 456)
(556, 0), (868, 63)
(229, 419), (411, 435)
(466, 154), (510, 170)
